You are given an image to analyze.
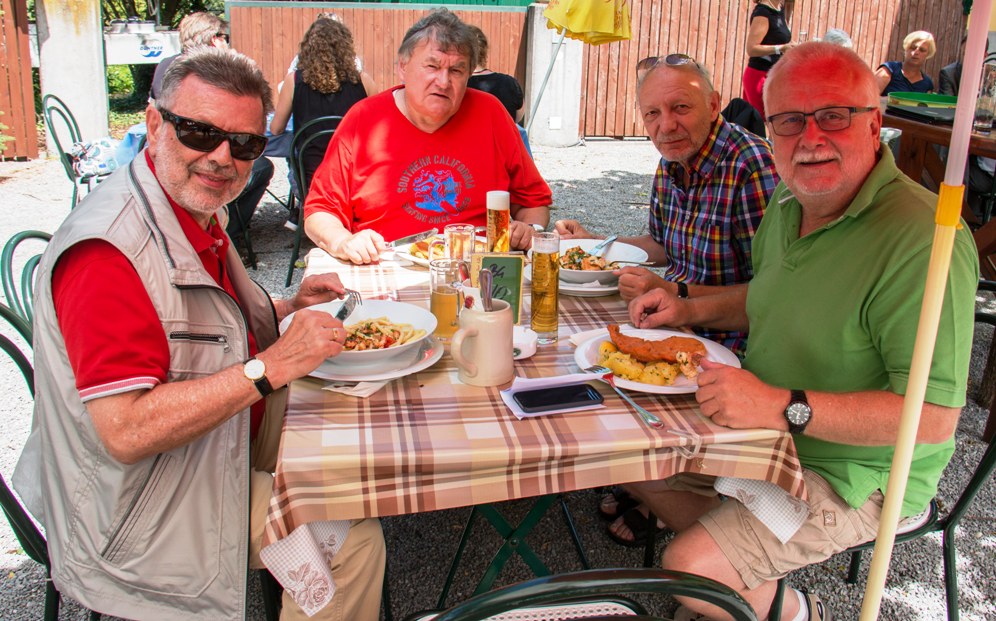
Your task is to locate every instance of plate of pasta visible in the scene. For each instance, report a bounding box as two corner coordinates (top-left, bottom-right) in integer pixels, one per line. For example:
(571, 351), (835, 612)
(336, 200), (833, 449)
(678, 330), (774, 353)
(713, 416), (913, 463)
(279, 300), (437, 371)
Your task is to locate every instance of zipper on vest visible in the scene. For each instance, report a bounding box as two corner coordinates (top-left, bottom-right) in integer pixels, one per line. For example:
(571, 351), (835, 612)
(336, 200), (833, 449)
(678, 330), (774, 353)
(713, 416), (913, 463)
(100, 453), (171, 562)
(168, 331), (231, 352)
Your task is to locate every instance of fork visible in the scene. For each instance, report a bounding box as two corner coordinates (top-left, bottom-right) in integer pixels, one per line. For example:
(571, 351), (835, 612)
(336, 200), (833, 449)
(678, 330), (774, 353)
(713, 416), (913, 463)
(335, 289), (363, 321)
(589, 235), (618, 258)
(584, 365), (664, 429)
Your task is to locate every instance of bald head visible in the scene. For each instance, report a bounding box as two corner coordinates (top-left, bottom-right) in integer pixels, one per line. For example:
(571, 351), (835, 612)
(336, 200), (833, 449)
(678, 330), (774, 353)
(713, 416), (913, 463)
(764, 42), (879, 114)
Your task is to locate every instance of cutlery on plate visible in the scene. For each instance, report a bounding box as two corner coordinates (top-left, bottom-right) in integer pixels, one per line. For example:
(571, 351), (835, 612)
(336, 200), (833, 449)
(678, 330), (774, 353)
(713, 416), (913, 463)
(386, 228), (439, 249)
(335, 289), (362, 321)
(584, 364), (664, 429)
(590, 235), (618, 257)
(612, 260), (656, 267)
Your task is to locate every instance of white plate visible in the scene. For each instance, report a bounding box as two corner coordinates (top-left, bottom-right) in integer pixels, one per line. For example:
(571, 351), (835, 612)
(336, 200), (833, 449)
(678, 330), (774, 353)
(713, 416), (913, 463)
(557, 239), (649, 284)
(394, 236), (487, 267)
(523, 264), (618, 297)
(307, 337), (444, 381)
(279, 300), (436, 368)
(573, 327), (740, 394)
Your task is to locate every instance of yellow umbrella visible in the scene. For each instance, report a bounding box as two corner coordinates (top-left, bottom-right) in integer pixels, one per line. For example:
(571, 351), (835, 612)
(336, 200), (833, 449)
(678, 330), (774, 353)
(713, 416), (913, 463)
(859, 1), (989, 618)
(526, 0), (632, 132)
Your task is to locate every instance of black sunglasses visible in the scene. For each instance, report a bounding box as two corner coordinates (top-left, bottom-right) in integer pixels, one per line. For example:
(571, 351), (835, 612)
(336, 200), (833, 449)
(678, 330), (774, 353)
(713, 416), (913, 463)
(157, 108), (267, 161)
(636, 53), (696, 74)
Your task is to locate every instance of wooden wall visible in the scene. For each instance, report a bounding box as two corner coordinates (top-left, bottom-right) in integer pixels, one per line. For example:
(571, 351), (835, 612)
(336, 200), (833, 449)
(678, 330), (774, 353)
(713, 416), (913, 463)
(0, 0), (38, 160)
(581, 0), (970, 138)
(227, 2), (528, 99)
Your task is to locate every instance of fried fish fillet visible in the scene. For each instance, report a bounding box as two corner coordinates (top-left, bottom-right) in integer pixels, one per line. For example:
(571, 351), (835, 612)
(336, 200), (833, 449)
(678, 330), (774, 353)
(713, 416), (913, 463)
(607, 323), (707, 364)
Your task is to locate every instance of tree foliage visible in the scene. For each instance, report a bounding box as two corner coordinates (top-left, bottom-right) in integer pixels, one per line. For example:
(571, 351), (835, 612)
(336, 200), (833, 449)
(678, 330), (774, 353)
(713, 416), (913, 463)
(100, 0), (217, 29)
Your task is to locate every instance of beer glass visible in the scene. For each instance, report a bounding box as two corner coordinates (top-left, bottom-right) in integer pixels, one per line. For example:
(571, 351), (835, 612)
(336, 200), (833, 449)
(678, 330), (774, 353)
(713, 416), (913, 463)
(530, 231), (559, 344)
(976, 64), (996, 136)
(444, 223), (476, 261)
(486, 190), (511, 252)
(429, 259), (465, 341)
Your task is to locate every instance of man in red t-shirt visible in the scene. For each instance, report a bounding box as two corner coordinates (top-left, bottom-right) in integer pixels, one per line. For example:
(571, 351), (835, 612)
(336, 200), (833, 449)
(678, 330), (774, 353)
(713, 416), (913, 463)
(304, 8), (551, 265)
(15, 48), (384, 621)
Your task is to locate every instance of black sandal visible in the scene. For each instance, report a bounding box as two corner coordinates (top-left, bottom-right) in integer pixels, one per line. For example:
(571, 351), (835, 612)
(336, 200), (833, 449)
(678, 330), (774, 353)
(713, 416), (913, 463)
(597, 485), (640, 521)
(606, 506), (669, 548)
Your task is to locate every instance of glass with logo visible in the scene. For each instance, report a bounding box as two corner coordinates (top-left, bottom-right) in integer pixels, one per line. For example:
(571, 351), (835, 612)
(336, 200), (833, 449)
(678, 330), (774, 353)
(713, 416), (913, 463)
(429, 259), (466, 341)
(486, 190), (511, 252)
(530, 231), (560, 344)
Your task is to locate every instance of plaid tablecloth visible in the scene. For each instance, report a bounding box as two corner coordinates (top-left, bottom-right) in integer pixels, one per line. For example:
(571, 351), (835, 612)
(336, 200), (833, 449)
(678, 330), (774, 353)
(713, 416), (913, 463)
(263, 249), (806, 546)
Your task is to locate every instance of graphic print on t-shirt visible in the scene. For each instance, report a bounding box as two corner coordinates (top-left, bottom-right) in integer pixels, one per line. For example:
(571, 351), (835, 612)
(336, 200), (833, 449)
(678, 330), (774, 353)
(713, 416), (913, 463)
(397, 155), (476, 224)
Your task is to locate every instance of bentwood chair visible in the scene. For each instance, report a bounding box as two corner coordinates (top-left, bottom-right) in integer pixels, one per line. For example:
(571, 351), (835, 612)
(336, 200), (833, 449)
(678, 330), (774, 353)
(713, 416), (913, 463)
(1, 230), (52, 329)
(406, 568), (758, 621)
(286, 115), (342, 286)
(0, 303), (101, 621)
(42, 94), (108, 207)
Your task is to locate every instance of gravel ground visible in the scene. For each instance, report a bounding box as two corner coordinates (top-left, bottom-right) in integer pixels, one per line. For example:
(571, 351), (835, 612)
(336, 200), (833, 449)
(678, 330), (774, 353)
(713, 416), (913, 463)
(0, 140), (994, 620)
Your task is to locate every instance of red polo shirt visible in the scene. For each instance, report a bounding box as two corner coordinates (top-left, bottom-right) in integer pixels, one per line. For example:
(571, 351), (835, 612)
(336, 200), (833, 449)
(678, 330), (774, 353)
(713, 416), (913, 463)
(52, 152), (265, 438)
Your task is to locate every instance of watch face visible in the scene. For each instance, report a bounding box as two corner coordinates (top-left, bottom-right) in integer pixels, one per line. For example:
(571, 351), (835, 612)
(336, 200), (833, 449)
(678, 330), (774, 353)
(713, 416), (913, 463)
(244, 358), (266, 381)
(786, 402), (811, 425)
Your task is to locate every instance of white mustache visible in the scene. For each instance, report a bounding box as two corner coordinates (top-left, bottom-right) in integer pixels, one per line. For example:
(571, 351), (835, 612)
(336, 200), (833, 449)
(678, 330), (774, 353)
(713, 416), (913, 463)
(191, 162), (237, 181)
(792, 150), (839, 165)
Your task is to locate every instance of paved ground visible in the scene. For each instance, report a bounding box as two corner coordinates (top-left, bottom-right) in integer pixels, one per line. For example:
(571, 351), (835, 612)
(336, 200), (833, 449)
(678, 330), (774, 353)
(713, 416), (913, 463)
(0, 141), (993, 620)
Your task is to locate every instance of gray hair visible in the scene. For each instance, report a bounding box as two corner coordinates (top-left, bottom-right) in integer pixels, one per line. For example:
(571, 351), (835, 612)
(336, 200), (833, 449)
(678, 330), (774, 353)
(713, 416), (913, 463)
(822, 28), (853, 49)
(397, 8), (479, 70)
(178, 12), (227, 51)
(764, 42), (879, 111)
(159, 47), (273, 116)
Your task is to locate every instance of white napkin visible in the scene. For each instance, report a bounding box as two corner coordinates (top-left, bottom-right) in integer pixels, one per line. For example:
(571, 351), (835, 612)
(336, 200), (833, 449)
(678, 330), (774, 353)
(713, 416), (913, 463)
(713, 477), (809, 544)
(569, 327), (609, 347)
(500, 373), (606, 419)
(259, 519), (350, 617)
(322, 381), (388, 398)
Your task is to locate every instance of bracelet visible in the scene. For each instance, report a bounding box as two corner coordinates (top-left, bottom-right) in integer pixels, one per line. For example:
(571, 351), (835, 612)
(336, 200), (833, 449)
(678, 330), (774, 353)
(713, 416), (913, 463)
(775, 45), (783, 55)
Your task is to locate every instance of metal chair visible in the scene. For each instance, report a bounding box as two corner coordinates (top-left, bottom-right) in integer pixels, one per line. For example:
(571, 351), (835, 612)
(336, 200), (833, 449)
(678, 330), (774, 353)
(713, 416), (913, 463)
(1, 230), (52, 328)
(406, 568), (758, 621)
(42, 94), (107, 206)
(0, 303), (101, 621)
(286, 116), (342, 286)
(976, 279), (996, 442)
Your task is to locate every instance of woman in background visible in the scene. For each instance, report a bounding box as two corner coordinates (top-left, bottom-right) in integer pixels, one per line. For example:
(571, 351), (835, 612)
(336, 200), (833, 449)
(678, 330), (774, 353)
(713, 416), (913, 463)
(467, 25), (524, 123)
(271, 17), (377, 199)
(742, 0), (796, 118)
(875, 31), (936, 95)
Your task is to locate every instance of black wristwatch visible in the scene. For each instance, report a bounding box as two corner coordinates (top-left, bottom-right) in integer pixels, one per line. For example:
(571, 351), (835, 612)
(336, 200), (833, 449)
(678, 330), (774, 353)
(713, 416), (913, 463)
(783, 389), (812, 435)
(676, 282), (689, 299)
(243, 358), (274, 398)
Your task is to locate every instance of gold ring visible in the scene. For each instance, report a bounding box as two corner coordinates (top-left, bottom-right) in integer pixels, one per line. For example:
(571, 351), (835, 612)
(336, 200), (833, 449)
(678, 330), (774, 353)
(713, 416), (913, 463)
(332, 327), (340, 341)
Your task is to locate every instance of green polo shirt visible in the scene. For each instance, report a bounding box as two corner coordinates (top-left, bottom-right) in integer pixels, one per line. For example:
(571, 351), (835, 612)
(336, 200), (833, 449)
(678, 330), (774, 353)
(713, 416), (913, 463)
(743, 147), (979, 516)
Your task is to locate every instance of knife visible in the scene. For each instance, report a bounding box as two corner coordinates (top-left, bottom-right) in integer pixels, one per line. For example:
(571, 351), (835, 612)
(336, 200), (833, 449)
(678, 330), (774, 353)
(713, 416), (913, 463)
(387, 228), (439, 249)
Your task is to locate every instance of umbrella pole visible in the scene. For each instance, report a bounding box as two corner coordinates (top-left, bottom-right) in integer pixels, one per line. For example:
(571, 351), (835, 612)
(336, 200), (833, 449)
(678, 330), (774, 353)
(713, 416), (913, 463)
(526, 30), (568, 134)
(859, 2), (990, 618)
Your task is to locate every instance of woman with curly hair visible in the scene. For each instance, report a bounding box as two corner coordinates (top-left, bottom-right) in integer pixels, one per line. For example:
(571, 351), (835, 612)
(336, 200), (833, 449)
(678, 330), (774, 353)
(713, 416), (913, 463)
(271, 17), (377, 195)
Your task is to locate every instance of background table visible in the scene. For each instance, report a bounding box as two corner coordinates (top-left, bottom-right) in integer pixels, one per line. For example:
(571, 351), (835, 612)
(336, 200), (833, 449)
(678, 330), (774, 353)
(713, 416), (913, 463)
(263, 249), (806, 545)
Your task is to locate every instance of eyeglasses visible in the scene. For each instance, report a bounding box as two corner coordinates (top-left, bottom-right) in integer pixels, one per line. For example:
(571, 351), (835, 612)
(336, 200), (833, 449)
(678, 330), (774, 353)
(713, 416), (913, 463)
(636, 53), (695, 74)
(766, 106), (877, 137)
(157, 108), (267, 161)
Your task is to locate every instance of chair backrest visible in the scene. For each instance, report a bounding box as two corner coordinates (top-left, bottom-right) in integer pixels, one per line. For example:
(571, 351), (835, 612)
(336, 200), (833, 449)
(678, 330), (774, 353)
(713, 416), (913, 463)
(42, 94), (83, 184)
(721, 98), (766, 139)
(424, 568), (758, 621)
(2, 230), (53, 328)
(0, 303), (47, 568)
(289, 115), (343, 201)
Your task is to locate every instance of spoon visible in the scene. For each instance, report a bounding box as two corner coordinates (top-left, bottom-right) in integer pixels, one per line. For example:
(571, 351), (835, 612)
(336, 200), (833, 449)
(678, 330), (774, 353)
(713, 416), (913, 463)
(590, 235), (618, 257)
(480, 268), (494, 312)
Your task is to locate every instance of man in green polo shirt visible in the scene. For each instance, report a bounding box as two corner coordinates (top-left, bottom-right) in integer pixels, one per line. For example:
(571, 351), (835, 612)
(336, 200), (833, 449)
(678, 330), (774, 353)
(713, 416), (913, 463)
(620, 42), (979, 621)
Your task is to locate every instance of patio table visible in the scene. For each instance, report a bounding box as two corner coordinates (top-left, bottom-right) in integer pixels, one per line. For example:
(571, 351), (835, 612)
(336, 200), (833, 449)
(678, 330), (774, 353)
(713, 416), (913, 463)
(261, 247), (807, 610)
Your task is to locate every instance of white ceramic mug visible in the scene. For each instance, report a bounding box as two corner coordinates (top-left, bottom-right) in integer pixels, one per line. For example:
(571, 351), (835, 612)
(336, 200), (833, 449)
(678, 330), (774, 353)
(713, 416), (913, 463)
(451, 299), (514, 386)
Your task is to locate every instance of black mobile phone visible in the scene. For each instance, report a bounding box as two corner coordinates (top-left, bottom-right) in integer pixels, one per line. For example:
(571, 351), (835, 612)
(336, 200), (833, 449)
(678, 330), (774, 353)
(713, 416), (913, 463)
(512, 383), (604, 414)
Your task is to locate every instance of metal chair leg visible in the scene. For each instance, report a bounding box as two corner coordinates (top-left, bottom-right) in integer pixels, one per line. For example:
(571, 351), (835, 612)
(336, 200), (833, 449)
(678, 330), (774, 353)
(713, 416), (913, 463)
(43, 575), (59, 621)
(558, 495), (591, 569)
(260, 569), (283, 621)
(642, 510), (658, 568)
(769, 577), (785, 620)
(846, 549), (863, 584)
(286, 217), (304, 287)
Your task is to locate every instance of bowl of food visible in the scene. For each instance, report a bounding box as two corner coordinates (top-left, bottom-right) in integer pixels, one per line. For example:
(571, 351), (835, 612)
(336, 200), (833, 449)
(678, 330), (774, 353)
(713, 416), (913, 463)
(556, 238), (649, 284)
(280, 299), (436, 369)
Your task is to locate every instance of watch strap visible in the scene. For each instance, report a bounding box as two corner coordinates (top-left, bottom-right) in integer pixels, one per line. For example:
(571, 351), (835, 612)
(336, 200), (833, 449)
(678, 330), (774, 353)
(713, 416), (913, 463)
(785, 389), (811, 434)
(676, 282), (689, 299)
(245, 358), (274, 398)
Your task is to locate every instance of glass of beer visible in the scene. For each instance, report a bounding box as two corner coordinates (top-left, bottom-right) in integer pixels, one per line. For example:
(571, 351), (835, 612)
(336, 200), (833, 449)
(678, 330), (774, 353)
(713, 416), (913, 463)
(429, 259), (465, 341)
(486, 190), (511, 252)
(530, 231), (560, 344)
(444, 223), (476, 262)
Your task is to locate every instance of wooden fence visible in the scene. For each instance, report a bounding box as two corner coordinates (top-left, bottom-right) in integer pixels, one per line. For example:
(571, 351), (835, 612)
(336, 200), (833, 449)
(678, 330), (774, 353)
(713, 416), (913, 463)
(0, 0), (38, 160)
(581, 0), (969, 137)
(227, 2), (529, 100)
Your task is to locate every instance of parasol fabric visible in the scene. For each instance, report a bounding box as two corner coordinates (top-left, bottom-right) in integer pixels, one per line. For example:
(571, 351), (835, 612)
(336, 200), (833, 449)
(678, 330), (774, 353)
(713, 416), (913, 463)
(543, 0), (632, 45)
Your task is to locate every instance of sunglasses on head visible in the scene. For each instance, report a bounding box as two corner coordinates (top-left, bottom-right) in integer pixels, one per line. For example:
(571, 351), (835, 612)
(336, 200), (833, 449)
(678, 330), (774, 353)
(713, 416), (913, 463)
(636, 53), (696, 74)
(157, 108), (267, 161)
(215, 32), (230, 43)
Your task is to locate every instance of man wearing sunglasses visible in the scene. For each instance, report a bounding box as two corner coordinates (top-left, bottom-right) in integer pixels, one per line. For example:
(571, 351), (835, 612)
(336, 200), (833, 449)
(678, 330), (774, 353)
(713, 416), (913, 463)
(15, 48), (384, 621)
(623, 43), (978, 621)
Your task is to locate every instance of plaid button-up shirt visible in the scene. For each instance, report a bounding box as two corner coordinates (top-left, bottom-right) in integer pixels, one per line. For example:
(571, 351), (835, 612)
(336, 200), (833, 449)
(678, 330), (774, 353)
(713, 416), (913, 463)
(649, 117), (778, 356)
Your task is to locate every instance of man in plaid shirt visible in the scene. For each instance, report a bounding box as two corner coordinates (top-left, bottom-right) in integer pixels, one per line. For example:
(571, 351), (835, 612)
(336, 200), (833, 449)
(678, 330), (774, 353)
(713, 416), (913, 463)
(556, 53), (779, 357)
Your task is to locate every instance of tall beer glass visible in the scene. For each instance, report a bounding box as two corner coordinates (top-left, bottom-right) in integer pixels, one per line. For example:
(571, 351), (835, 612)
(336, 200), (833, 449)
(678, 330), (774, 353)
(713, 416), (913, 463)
(486, 190), (511, 252)
(429, 259), (465, 341)
(530, 231), (559, 343)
